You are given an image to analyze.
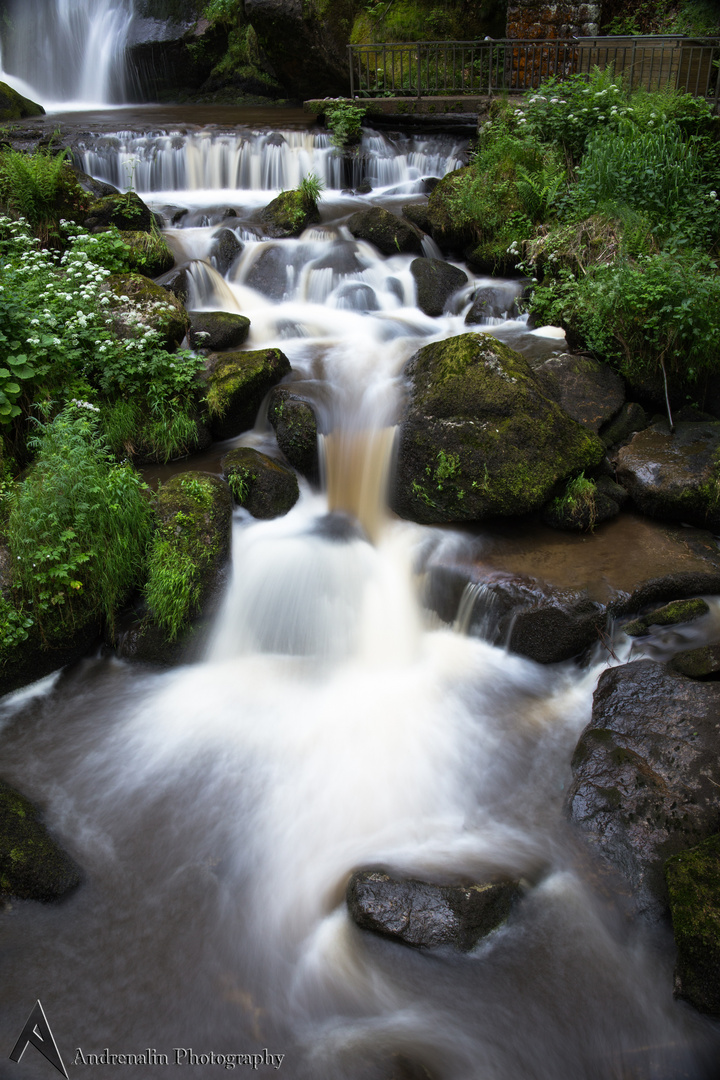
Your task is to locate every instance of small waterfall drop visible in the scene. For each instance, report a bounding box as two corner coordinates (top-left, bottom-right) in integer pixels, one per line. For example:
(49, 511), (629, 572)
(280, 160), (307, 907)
(0, 0), (135, 107)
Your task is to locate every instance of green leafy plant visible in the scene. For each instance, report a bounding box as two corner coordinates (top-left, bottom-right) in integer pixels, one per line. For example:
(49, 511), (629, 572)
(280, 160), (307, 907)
(549, 472), (598, 531)
(321, 100), (367, 149)
(0, 147), (72, 240)
(300, 172), (324, 207)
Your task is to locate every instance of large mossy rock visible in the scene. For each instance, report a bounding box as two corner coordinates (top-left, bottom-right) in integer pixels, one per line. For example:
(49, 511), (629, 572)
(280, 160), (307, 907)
(104, 272), (190, 350)
(267, 385), (319, 480)
(566, 661), (720, 921)
(205, 347), (291, 440)
(118, 230), (175, 277)
(421, 166), (474, 254)
(392, 333), (604, 524)
(616, 421), (720, 531)
(188, 310), (250, 352)
(0, 779), (81, 902)
(259, 190), (320, 239)
(0, 81), (44, 121)
(410, 257), (468, 317)
(117, 472), (232, 665)
(347, 207), (423, 257)
(665, 834), (720, 1017)
(221, 447), (299, 518)
(84, 192), (155, 233)
(347, 869), (521, 951)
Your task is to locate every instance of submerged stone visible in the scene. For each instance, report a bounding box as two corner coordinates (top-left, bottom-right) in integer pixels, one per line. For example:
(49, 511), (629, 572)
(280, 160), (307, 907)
(0, 779), (81, 902)
(205, 347), (291, 440)
(210, 227), (243, 275)
(392, 332), (604, 524)
(347, 869), (521, 951)
(464, 283), (524, 323)
(221, 447), (299, 519)
(665, 833), (720, 1017)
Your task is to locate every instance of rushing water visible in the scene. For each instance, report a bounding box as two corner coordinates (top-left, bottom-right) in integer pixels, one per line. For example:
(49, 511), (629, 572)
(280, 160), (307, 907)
(1, 108), (720, 1080)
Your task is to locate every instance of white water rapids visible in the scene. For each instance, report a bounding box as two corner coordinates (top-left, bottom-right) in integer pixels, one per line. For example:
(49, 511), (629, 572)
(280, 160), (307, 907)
(0, 117), (719, 1080)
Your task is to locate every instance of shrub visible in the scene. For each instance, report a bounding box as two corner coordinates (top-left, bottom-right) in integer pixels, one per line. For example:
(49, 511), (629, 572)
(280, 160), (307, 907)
(0, 148), (74, 241)
(321, 100), (367, 149)
(299, 172), (324, 208)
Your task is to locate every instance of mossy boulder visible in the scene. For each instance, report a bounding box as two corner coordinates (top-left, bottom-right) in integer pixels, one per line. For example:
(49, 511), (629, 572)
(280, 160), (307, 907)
(104, 273), (190, 350)
(267, 386), (319, 481)
(392, 333), (604, 524)
(623, 597), (710, 637)
(0, 81), (44, 121)
(0, 779), (81, 902)
(221, 447), (299, 518)
(410, 257), (468, 317)
(671, 642), (720, 679)
(259, 190), (320, 239)
(616, 421), (720, 530)
(421, 167), (475, 253)
(189, 311), (250, 352)
(118, 230), (175, 277)
(84, 192), (155, 233)
(118, 472), (232, 665)
(347, 207), (423, 256)
(205, 347), (291, 440)
(666, 834), (720, 1017)
(402, 201), (432, 236)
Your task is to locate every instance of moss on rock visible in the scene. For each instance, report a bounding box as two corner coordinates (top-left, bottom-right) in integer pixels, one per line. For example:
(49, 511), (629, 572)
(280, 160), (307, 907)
(392, 332), (604, 524)
(347, 206), (422, 256)
(221, 447), (299, 518)
(623, 597), (711, 637)
(205, 347), (291, 440)
(259, 189), (320, 239)
(118, 230), (175, 277)
(666, 833), (720, 1017)
(267, 386), (319, 481)
(0, 81), (44, 122)
(0, 779), (81, 902)
(189, 310), (251, 352)
(84, 192), (155, 233)
(104, 272), (190, 350)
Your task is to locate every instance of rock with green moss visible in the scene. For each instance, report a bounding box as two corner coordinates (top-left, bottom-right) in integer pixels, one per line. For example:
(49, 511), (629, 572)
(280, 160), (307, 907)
(118, 230), (175, 277)
(402, 202), (432, 236)
(0, 779), (81, 902)
(347, 207), (422, 257)
(566, 660), (720, 921)
(665, 834), (720, 1017)
(671, 641), (720, 679)
(267, 386), (319, 481)
(84, 192), (155, 233)
(221, 447), (299, 518)
(259, 190), (320, 239)
(410, 258), (468, 317)
(189, 311), (250, 352)
(104, 273), (190, 351)
(420, 167), (476, 254)
(623, 597), (710, 637)
(205, 347), (291, 440)
(392, 332), (604, 524)
(617, 421), (720, 531)
(542, 476), (619, 532)
(0, 81), (44, 121)
(118, 472), (232, 664)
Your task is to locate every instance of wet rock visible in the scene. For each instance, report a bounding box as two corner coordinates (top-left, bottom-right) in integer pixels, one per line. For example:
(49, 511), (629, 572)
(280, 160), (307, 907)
(244, 0), (352, 99)
(259, 190), (320, 239)
(158, 264), (191, 305)
(118, 472), (232, 665)
(541, 476), (620, 532)
(566, 660), (720, 921)
(347, 869), (521, 950)
(464, 283), (524, 323)
(532, 354), (625, 434)
(267, 386), (319, 481)
(347, 207), (423, 257)
(392, 332), (604, 525)
(244, 246), (289, 300)
(0, 81), (44, 121)
(84, 191), (155, 233)
(312, 242), (364, 276)
(205, 347), (291, 440)
(118, 230), (175, 277)
(410, 258), (468, 317)
(188, 311), (250, 352)
(594, 474), (629, 509)
(421, 166), (474, 253)
(104, 272), (189, 351)
(69, 167), (119, 199)
(402, 202), (432, 235)
(0, 779), (81, 902)
(622, 598), (710, 637)
(335, 282), (378, 312)
(210, 227), (243, 275)
(670, 642), (720, 679)
(616, 421), (720, 530)
(665, 833), (720, 1017)
(221, 447), (299, 519)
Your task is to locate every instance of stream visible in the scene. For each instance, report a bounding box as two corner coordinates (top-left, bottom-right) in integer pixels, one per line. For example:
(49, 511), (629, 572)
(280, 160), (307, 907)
(1, 7), (720, 1080)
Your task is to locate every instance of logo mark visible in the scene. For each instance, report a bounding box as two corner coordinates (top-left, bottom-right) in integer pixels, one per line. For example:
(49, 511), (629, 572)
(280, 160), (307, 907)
(9, 1000), (68, 1078)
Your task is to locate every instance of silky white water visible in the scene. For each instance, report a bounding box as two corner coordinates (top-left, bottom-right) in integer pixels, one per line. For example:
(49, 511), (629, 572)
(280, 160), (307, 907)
(1, 114), (718, 1080)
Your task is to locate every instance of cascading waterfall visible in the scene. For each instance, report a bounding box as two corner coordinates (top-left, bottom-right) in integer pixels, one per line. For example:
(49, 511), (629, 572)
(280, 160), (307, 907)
(0, 0), (134, 107)
(1, 112), (720, 1080)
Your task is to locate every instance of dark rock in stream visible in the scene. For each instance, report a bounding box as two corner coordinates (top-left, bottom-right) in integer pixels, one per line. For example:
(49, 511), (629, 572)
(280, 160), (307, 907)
(267, 386), (319, 481)
(622, 598), (710, 638)
(566, 660), (720, 922)
(464, 282), (525, 323)
(665, 833), (720, 1017)
(347, 208), (423, 257)
(410, 258), (468, 317)
(259, 190), (320, 239)
(347, 869), (521, 950)
(204, 347), (291, 440)
(158, 264), (192, 306)
(210, 228), (243, 275)
(84, 191), (155, 233)
(0, 779), (82, 902)
(532, 353), (625, 434)
(600, 402), (648, 449)
(188, 310), (250, 352)
(221, 447), (299, 518)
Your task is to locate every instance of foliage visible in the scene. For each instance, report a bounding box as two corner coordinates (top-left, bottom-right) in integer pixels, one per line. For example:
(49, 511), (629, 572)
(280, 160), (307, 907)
(320, 100), (367, 149)
(0, 147), (73, 240)
(300, 172), (324, 207)
(6, 403), (153, 633)
(549, 473), (598, 531)
(202, 0), (241, 25)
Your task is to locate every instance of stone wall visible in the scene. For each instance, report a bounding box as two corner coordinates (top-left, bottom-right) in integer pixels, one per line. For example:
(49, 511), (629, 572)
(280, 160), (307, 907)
(506, 0), (600, 38)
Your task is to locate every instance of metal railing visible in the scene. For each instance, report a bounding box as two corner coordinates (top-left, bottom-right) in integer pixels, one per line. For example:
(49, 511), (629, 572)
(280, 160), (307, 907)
(348, 36), (720, 110)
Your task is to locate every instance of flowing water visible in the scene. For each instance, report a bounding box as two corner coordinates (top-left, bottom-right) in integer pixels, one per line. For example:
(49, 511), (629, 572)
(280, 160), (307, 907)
(0, 80), (719, 1080)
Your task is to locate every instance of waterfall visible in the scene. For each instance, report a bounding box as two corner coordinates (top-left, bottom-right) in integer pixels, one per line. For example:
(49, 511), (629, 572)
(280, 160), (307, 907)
(0, 0), (135, 107)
